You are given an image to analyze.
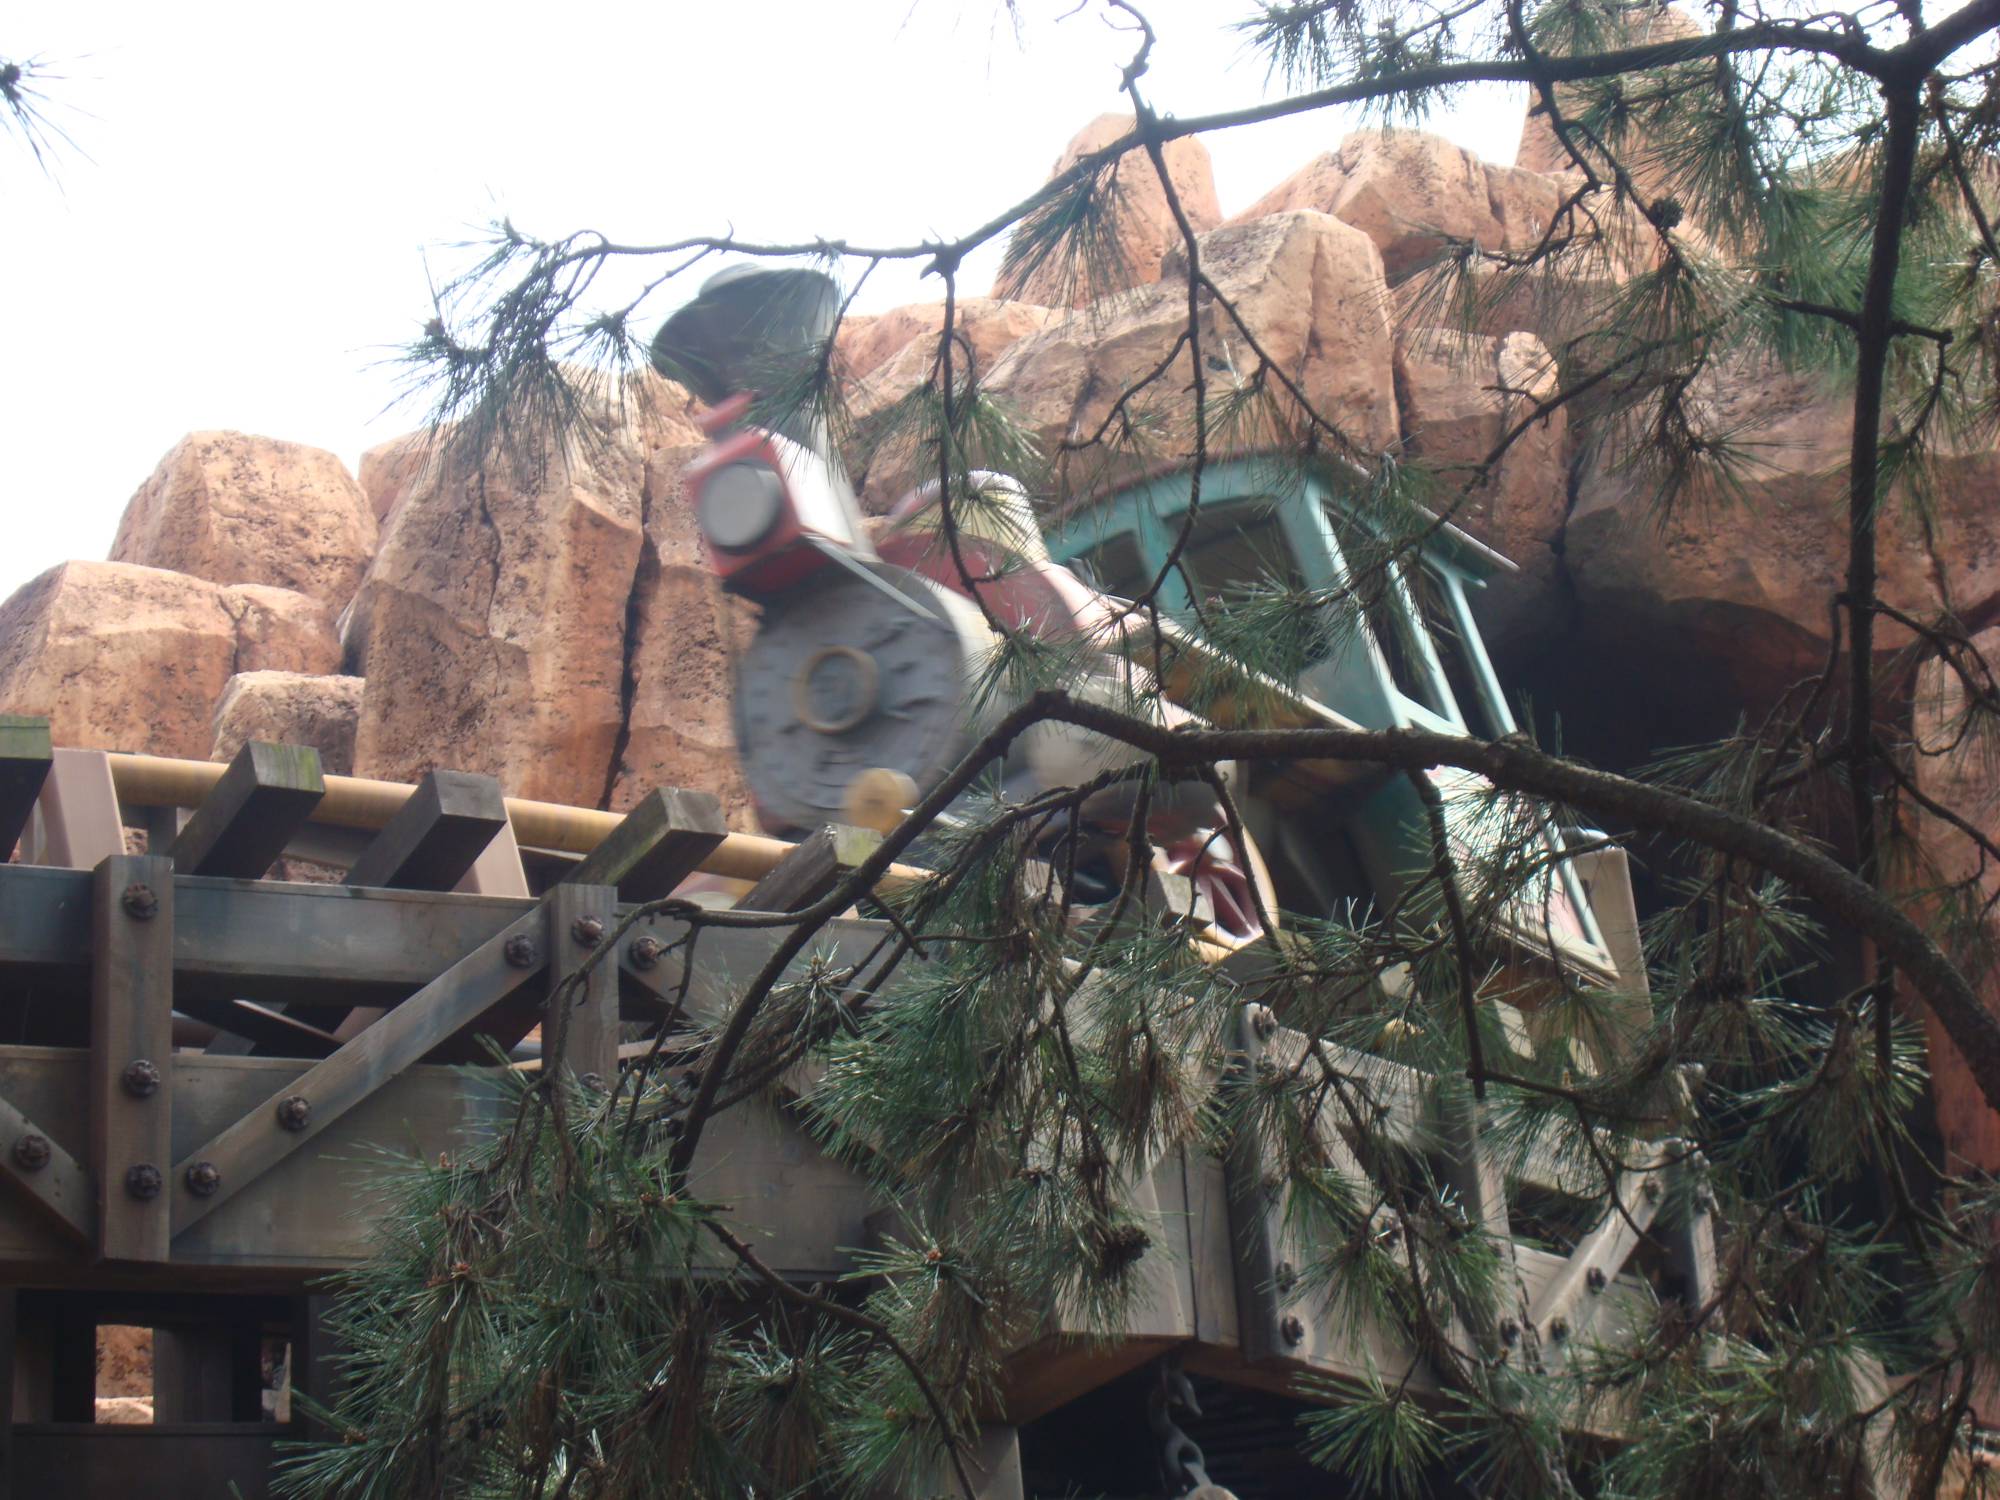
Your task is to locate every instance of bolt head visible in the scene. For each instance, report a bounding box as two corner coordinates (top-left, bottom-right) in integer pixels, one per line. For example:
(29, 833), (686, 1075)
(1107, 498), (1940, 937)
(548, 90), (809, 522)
(13, 1133), (51, 1172)
(124, 1163), (163, 1200)
(1274, 1259), (1298, 1293)
(122, 1058), (162, 1098)
(1498, 1317), (1522, 1347)
(1585, 1266), (1607, 1294)
(629, 934), (665, 970)
(570, 914), (605, 947)
(120, 882), (159, 920)
(1641, 1177), (1662, 1203)
(504, 933), (539, 969)
(1549, 1316), (1570, 1342)
(275, 1095), (311, 1132)
(1250, 1004), (1278, 1040)
(184, 1160), (222, 1197)
(578, 1072), (605, 1092)
(1279, 1313), (1307, 1346)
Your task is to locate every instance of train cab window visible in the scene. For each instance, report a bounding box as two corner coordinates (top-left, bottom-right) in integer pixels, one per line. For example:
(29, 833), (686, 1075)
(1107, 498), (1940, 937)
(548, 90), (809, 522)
(1069, 528), (1150, 601)
(1321, 505), (1451, 719)
(1415, 569), (1498, 738)
(1176, 507), (1307, 605)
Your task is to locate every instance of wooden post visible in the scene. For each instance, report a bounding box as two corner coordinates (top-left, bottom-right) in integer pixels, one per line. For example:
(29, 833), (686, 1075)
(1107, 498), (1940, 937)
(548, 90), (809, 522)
(21, 749), (125, 869)
(566, 787), (726, 900)
(736, 824), (880, 913)
(292, 1295), (348, 1442)
(153, 1319), (263, 1423)
(169, 740), (325, 878)
(546, 883), (619, 1085)
(0, 717), (52, 862)
(91, 854), (175, 1263)
(345, 769), (507, 891)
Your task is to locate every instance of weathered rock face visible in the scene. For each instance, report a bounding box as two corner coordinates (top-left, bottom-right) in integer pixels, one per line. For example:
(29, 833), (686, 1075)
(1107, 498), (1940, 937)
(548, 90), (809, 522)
(211, 671), (364, 775)
(1238, 131), (1565, 284)
(344, 391), (666, 807)
(980, 210), (1399, 496)
(608, 440), (759, 826)
(1560, 359), (2000, 705)
(1911, 628), (2000, 1177)
(0, 562), (339, 760)
(109, 432), (378, 609)
(357, 432), (435, 526)
(1395, 328), (1568, 649)
(992, 112), (1221, 308)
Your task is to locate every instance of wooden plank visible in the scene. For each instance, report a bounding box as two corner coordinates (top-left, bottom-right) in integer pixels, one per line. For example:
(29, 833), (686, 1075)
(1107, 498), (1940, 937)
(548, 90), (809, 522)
(0, 715), (52, 860)
(91, 854), (176, 1262)
(1528, 1141), (1666, 1352)
(345, 768), (506, 891)
(1432, 1087), (1528, 1355)
(169, 901), (548, 1235)
(20, 748), (125, 869)
(736, 823), (879, 912)
(170, 740), (324, 878)
(178, 998), (341, 1057)
(457, 816), (531, 896)
(153, 1320), (264, 1422)
(565, 786), (726, 900)
(0, 1089), (93, 1243)
(11, 1425), (282, 1500)
(545, 883), (618, 1084)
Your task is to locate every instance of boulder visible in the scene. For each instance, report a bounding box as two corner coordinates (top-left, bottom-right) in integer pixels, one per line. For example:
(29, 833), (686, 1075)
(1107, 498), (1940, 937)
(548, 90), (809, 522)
(992, 113), (1221, 307)
(1562, 359), (2000, 705)
(211, 671), (365, 775)
(357, 432), (436, 526)
(979, 210), (1400, 497)
(109, 432), (379, 608)
(0, 561), (339, 759)
(1910, 626), (2000, 1177)
(346, 398), (652, 808)
(1395, 328), (1568, 648)
(838, 298), (1055, 388)
(605, 423), (759, 828)
(1237, 130), (1566, 284)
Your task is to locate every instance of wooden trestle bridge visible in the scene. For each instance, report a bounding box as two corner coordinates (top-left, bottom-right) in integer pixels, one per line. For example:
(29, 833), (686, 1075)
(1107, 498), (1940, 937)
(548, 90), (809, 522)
(0, 715), (1716, 1499)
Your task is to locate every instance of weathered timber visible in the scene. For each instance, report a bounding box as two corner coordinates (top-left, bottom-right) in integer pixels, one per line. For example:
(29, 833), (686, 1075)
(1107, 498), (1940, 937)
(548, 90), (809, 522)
(176, 998), (341, 1057)
(736, 823), (880, 912)
(169, 902), (548, 1235)
(91, 854), (175, 1262)
(345, 768), (507, 891)
(153, 1320), (266, 1422)
(169, 741), (325, 879)
(21, 749), (125, 869)
(0, 716), (52, 860)
(0, 1090), (92, 1243)
(564, 786), (726, 900)
(1432, 1089), (1528, 1356)
(11, 1425), (282, 1500)
(546, 883), (618, 1084)
(1528, 1141), (1666, 1353)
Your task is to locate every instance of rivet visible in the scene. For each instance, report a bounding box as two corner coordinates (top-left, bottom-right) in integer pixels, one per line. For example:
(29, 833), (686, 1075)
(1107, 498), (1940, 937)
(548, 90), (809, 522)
(1498, 1317), (1521, 1347)
(1585, 1266), (1607, 1294)
(570, 914), (605, 947)
(125, 1163), (163, 1200)
(629, 934), (665, 970)
(184, 1161), (222, 1197)
(578, 1072), (605, 1092)
(13, 1133), (51, 1172)
(1279, 1314), (1306, 1346)
(122, 1059), (162, 1098)
(1250, 1004), (1278, 1040)
(1549, 1317), (1570, 1342)
(120, 882), (159, 920)
(1274, 1259), (1298, 1293)
(275, 1095), (311, 1132)
(1641, 1177), (1662, 1203)
(504, 933), (538, 968)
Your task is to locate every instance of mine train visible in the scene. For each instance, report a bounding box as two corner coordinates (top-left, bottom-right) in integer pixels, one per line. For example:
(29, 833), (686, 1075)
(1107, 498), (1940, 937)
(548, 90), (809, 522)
(659, 263), (1640, 1036)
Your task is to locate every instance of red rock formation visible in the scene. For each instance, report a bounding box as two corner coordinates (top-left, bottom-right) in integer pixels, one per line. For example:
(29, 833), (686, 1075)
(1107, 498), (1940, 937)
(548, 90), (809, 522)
(211, 671), (365, 775)
(110, 431), (378, 609)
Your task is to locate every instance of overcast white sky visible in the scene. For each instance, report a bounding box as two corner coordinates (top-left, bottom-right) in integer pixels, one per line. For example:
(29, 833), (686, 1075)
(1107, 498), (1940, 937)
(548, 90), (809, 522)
(1, 1), (1528, 604)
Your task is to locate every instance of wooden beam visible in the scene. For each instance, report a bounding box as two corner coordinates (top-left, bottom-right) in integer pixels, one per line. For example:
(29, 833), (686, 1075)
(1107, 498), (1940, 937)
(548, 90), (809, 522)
(91, 854), (176, 1262)
(170, 741), (325, 878)
(0, 716), (52, 861)
(0, 1089), (92, 1243)
(169, 901), (548, 1235)
(176, 997), (342, 1057)
(565, 787), (726, 900)
(736, 824), (880, 913)
(1528, 1141), (1666, 1351)
(345, 769), (507, 891)
(20, 748), (124, 869)
(546, 883), (618, 1085)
